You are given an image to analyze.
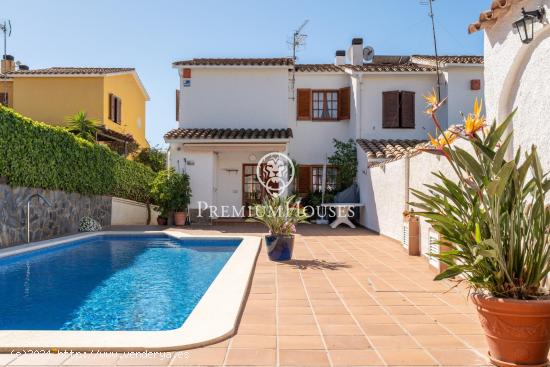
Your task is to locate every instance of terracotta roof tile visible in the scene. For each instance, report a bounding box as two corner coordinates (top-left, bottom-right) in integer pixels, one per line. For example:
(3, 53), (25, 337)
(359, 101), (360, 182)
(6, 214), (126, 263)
(468, 0), (526, 34)
(173, 58), (294, 67)
(357, 139), (427, 161)
(411, 55), (484, 66)
(8, 67), (135, 75)
(164, 127), (293, 140)
(295, 64), (345, 72)
(346, 63), (436, 72)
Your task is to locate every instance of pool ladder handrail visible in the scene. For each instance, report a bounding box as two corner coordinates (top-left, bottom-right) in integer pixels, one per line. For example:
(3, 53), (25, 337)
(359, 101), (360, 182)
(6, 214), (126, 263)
(24, 193), (52, 243)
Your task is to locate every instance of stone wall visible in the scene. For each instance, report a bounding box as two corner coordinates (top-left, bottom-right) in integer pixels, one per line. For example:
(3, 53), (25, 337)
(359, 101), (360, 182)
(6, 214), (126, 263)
(0, 184), (111, 248)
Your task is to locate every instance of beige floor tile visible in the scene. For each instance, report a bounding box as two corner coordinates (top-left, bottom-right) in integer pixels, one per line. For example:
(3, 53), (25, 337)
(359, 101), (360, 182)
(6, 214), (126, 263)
(279, 324), (321, 336)
(116, 353), (172, 366)
(415, 334), (468, 348)
(231, 335), (276, 349)
(362, 323), (406, 336)
(370, 335), (420, 349)
(279, 350), (330, 366)
(224, 348), (276, 366)
(170, 348), (226, 366)
(279, 335), (325, 350)
(0, 354), (17, 366)
(319, 324), (364, 336)
(429, 348), (489, 366)
(63, 353), (120, 366)
(330, 350), (384, 366)
(324, 335), (372, 350)
(379, 348), (437, 366)
(8, 353), (70, 366)
(236, 323), (277, 335)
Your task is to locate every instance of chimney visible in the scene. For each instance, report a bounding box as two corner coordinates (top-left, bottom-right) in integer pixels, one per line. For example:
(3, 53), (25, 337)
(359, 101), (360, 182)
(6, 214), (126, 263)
(1, 55), (15, 73)
(349, 38), (363, 66)
(334, 50), (346, 65)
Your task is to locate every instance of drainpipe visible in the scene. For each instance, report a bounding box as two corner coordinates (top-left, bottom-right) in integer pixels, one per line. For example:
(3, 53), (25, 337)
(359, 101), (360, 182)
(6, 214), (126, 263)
(404, 155), (410, 213)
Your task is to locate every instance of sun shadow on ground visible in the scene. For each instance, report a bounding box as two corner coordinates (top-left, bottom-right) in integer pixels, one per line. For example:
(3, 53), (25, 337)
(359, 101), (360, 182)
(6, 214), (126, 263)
(278, 259), (351, 271)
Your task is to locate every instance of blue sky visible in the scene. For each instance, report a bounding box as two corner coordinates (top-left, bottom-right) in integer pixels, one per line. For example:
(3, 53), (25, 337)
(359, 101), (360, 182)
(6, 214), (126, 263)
(2, 0), (487, 147)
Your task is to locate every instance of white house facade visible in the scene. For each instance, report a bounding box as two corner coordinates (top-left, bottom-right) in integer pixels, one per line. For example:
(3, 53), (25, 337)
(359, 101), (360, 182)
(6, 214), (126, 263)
(469, 0), (550, 172)
(165, 38), (484, 223)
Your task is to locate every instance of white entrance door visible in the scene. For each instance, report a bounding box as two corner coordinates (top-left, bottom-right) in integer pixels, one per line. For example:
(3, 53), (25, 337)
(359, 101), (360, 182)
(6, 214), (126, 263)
(216, 167), (243, 217)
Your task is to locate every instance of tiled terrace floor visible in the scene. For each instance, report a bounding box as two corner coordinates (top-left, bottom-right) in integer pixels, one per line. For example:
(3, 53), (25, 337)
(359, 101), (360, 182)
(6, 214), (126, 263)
(0, 224), (490, 366)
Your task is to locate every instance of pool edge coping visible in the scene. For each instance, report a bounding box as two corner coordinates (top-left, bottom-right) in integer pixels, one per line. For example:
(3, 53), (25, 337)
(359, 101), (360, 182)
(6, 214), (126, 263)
(0, 230), (262, 352)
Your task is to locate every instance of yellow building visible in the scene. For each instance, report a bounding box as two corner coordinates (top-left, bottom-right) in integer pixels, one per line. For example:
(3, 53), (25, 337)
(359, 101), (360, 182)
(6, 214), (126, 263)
(0, 58), (149, 149)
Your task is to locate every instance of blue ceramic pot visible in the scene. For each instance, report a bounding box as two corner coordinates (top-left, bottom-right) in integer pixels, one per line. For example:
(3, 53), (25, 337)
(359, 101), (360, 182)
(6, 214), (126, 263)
(264, 235), (294, 261)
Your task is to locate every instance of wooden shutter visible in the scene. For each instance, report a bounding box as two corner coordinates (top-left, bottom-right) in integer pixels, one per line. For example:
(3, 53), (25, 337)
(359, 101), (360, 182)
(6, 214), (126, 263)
(116, 97), (122, 123)
(338, 87), (350, 120)
(382, 91), (400, 128)
(176, 89), (180, 122)
(400, 91), (415, 128)
(296, 89), (312, 121)
(298, 165), (312, 193)
(108, 94), (115, 120)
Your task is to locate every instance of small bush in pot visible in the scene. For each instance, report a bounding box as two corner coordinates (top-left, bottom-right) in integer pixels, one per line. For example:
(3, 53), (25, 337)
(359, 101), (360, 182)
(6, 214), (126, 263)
(253, 195), (309, 261)
(411, 92), (550, 367)
(150, 168), (191, 226)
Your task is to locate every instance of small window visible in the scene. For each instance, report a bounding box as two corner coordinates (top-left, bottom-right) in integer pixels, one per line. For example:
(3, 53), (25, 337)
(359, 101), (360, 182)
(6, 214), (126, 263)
(311, 166), (338, 192)
(382, 90), (415, 129)
(109, 94), (122, 124)
(312, 91), (338, 121)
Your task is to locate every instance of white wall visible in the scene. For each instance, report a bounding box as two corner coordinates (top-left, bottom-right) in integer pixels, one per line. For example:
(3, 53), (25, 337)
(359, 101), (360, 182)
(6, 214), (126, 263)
(358, 155), (407, 241)
(111, 197), (159, 225)
(289, 73), (352, 164)
(359, 74), (440, 140)
(484, 0), (550, 172)
(445, 66), (484, 126)
(169, 147), (216, 209)
(179, 68), (289, 129)
(360, 141), (462, 255)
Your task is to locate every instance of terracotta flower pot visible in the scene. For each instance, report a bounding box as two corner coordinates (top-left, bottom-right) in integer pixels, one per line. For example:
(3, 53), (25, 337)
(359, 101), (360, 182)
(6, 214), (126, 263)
(157, 216), (167, 225)
(264, 235), (294, 261)
(174, 212), (187, 226)
(472, 293), (550, 367)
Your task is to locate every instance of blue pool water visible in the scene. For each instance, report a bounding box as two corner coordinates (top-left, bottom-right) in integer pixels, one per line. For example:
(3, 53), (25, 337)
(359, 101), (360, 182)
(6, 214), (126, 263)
(0, 235), (239, 331)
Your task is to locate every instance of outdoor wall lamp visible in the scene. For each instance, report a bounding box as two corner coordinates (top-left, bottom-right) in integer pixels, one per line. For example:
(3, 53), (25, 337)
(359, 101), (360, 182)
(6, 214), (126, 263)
(513, 7), (546, 44)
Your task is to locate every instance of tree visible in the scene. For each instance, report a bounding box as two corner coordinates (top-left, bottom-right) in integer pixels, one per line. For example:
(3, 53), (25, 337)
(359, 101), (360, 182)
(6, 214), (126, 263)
(134, 146), (167, 172)
(328, 139), (357, 190)
(66, 111), (101, 142)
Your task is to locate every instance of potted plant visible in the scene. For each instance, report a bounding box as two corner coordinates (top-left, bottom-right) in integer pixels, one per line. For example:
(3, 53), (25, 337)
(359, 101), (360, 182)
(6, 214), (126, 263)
(253, 195), (308, 261)
(156, 208), (168, 226)
(150, 168), (191, 226)
(412, 93), (550, 367)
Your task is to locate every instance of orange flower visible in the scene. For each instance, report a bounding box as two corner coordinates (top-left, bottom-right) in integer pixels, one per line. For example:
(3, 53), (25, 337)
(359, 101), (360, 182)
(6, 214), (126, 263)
(464, 98), (486, 136)
(423, 88), (447, 115)
(429, 131), (458, 150)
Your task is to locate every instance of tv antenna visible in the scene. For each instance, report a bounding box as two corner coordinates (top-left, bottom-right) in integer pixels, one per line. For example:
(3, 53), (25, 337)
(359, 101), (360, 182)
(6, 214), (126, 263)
(288, 20), (309, 100)
(421, 0), (441, 100)
(0, 20), (12, 60)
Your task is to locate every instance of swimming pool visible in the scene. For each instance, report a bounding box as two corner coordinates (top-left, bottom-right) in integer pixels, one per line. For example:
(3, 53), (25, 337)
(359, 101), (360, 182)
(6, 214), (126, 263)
(0, 234), (239, 331)
(0, 231), (261, 351)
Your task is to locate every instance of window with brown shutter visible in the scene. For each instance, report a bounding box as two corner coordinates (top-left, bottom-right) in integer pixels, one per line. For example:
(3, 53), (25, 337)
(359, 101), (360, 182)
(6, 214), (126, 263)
(116, 97), (122, 124)
(296, 89), (312, 120)
(400, 91), (415, 128)
(109, 94), (122, 124)
(297, 165), (312, 194)
(382, 90), (416, 129)
(108, 94), (115, 120)
(382, 91), (400, 128)
(176, 89), (180, 122)
(338, 87), (350, 120)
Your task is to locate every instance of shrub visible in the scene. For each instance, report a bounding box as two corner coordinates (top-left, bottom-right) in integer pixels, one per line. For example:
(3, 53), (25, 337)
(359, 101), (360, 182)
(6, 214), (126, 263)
(150, 168), (191, 215)
(0, 106), (155, 202)
(411, 93), (550, 299)
(134, 146), (167, 173)
(328, 139), (357, 190)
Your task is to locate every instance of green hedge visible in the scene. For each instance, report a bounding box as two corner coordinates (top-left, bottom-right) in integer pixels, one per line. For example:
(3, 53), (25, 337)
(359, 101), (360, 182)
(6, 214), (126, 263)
(0, 106), (155, 202)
